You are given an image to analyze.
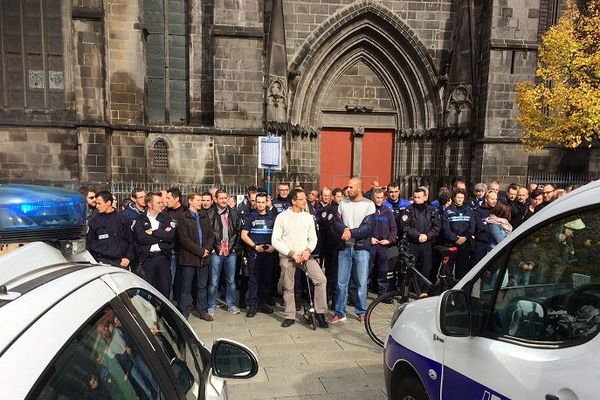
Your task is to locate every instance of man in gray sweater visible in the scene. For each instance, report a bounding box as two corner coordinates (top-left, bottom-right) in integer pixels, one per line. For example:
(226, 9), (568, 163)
(272, 189), (328, 328)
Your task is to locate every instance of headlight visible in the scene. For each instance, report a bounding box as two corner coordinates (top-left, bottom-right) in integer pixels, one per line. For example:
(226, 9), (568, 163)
(390, 302), (409, 328)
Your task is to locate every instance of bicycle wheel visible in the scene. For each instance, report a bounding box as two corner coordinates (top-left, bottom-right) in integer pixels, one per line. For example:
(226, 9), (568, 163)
(365, 291), (419, 347)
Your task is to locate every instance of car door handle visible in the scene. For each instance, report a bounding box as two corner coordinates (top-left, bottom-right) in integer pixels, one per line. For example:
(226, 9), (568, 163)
(545, 395), (559, 400)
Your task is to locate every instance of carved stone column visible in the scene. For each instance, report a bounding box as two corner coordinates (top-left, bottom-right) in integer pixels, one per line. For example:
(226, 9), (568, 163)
(352, 126), (365, 177)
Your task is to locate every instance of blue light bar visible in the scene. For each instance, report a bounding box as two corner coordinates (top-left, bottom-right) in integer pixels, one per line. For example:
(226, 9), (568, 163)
(0, 184), (87, 242)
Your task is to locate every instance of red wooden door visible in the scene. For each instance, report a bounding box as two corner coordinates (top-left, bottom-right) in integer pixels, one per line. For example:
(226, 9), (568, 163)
(320, 128), (393, 189)
(362, 130), (393, 186)
(320, 129), (352, 189)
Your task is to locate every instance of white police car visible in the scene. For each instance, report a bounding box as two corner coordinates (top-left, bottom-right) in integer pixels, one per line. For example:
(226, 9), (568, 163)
(385, 181), (600, 400)
(0, 185), (258, 399)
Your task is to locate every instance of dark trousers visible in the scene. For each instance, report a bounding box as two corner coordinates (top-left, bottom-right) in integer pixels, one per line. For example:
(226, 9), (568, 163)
(324, 248), (339, 303)
(408, 242), (433, 280)
(178, 265), (209, 317)
(245, 252), (275, 307)
(141, 253), (171, 298)
(471, 241), (489, 269)
(370, 245), (391, 295)
(452, 242), (472, 280)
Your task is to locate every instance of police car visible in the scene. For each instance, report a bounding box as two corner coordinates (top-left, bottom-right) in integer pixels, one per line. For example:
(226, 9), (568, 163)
(385, 181), (600, 400)
(0, 185), (258, 399)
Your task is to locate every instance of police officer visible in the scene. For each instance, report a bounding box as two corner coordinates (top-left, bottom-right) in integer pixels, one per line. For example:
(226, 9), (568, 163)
(87, 190), (134, 268)
(318, 188), (344, 307)
(123, 187), (146, 222)
(471, 190), (497, 267)
(384, 182), (411, 238)
(240, 192), (276, 317)
(272, 183), (291, 214)
(370, 188), (398, 295)
(441, 189), (475, 279)
(402, 187), (441, 286)
(133, 192), (176, 298)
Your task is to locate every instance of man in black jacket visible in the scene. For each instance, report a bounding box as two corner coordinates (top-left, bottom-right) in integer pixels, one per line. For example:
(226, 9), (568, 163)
(402, 187), (441, 286)
(176, 192), (215, 321)
(207, 189), (243, 317)
(87, 191), (134, 269)
(471, 190), (497, 267)
(133, 192), (176, 298)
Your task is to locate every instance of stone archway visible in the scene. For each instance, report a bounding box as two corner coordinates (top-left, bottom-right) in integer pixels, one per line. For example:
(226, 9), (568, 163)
(289, 0), (441, 131)
(287, 0), (442, 187)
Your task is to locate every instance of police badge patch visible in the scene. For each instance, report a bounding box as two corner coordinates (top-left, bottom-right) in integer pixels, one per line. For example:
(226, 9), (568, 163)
(402, 214), (409, 222)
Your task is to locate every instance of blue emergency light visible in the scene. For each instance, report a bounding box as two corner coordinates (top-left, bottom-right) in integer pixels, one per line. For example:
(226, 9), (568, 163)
(0, 184), (87, 243)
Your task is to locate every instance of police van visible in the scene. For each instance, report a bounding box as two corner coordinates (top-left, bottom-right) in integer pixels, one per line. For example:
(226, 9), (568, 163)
(385, 181), (600, 400)
(0, 184), (258, 399)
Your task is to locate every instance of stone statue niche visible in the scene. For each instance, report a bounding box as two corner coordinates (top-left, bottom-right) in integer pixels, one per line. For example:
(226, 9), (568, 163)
(445, 85), (472, 128)
(266, 80), (287, 122)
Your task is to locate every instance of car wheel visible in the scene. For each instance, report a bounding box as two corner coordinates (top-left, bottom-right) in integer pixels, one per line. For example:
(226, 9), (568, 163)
(397, 376), (428, 400)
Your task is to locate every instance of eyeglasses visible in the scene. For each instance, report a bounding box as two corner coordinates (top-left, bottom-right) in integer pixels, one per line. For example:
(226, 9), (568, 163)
(87, 196), (96, 199)
(542, 191), (554, 195)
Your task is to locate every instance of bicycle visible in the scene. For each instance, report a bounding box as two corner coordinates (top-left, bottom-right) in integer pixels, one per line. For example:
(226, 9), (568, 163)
(365, 235), (458, 347)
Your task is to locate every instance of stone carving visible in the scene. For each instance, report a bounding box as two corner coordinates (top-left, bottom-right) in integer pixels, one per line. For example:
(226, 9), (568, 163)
(266, 80), (287, 122)
(352, 126), (365, 137)
(446, 85), (472, 128)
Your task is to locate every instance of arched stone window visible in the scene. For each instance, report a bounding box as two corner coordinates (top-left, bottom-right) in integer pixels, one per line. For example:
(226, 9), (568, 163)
(152, 138), (169, 169)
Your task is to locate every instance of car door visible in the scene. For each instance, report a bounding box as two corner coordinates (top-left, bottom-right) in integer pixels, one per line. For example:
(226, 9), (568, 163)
(0, 278), (177, 400)
(441, 208), (600, 400)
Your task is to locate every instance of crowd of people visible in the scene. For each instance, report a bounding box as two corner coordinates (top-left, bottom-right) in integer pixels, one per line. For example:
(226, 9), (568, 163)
(79, 177), (575, 329)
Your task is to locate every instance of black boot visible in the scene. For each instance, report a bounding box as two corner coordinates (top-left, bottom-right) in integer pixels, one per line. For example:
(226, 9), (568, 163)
(315, 314), (329, 329)
(281, 319), (295, 328)
(246, 305), (257, 318)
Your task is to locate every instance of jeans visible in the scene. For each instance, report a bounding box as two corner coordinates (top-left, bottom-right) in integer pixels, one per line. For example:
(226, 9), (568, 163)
(178, 265), (209, 317)
(335, 246), (370, 317)
(208, 253), (237, 309)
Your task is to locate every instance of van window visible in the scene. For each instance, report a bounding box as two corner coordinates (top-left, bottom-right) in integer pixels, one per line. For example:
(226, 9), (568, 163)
(478, 209), (600, 344)
(127, 289), (205, 399)
(33, 306), (165, 400)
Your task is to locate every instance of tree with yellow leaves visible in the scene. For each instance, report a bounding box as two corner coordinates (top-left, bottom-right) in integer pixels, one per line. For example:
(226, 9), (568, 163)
(516, 1), (600, 149)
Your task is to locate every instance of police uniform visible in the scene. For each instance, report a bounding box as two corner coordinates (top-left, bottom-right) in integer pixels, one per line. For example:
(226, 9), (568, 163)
(87, 210), (134, 268)
(133, 211), (176, 298)
(272, 196), (291, 214)
(471, 204), (493, 268)
(441, 204), (475, 279)
(384, 198), (411, 238)
(371, 204), (398, 295)
(401, 203), (441, 280)
(317, 202), (343, 305)
(243, 209), (276, 311)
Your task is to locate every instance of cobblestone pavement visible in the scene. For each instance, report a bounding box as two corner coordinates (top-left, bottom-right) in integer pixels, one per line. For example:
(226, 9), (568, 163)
(190, 300), (386, 400)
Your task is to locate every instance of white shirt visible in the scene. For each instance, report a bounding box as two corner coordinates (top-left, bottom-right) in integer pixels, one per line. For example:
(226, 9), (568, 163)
(148, 213), (161, 252)
(272, 209), (318, 257)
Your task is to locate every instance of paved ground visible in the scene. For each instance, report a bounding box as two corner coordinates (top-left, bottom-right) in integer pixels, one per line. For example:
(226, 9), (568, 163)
(190, 301), (386, 400)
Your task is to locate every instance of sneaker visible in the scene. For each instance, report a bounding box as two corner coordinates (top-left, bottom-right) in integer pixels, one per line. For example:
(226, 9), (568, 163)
(228, 306), (241, 315)
(281, 319), (296, 328)
(201, 312), (214, 322)
(258, 304), (274, 314)
(207, 308), (216, 317)
(359, 314), (365, 324)
(246, 305), (257, 318)
(329, 314), (347, 324)
(316, 314), (329, 329)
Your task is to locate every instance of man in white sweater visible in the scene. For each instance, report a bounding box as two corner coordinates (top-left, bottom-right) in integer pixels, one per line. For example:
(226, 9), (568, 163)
(272, 189), (328, 328)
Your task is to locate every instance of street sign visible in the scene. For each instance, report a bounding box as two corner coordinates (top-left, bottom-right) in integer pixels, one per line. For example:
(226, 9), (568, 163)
(258, 136), (282, 170)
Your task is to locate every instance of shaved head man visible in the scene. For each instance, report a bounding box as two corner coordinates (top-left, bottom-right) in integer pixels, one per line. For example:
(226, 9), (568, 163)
(330, 177), (376, 324)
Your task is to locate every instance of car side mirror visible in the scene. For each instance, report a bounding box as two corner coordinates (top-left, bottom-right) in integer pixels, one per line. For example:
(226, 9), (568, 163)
(170, 357), (194, 392)
(211, 339), (259, 379)
(440, 290), (471, 337)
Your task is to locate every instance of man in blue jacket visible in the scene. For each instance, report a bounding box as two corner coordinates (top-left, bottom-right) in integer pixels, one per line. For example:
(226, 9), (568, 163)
(370, 189), (398, 296)
(441, 189), (475, 279)
(383, 182), (411, 239)
(330, 177), (375, 324)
